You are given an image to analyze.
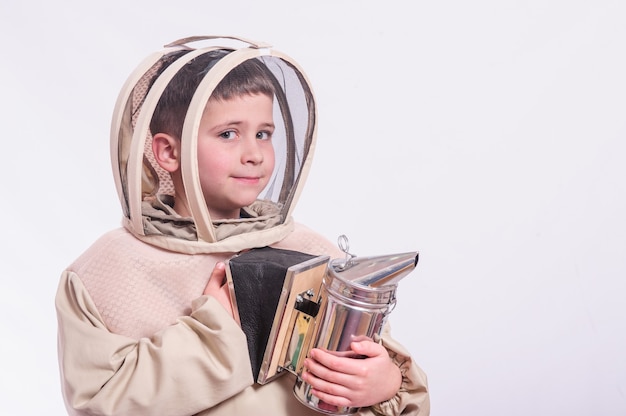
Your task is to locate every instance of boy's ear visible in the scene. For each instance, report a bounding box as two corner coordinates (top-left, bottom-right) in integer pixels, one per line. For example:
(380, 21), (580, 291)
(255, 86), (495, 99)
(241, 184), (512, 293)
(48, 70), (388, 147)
(152, 133), (180, 173)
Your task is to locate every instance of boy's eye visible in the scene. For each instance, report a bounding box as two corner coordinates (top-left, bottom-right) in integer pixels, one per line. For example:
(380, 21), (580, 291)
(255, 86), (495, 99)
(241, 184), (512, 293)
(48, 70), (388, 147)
(256, 131), (272, 140)
(219, 130), (237, 140)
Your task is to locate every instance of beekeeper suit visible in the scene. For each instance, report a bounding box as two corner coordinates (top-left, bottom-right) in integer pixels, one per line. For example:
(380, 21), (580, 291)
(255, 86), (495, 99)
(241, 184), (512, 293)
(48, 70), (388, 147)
(55, 35), (430, 416)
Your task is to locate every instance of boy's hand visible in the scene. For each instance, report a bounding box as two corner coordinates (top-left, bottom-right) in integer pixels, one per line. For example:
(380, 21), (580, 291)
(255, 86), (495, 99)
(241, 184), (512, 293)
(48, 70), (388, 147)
(301, 339), (402, 408)
(203, 262), (234, 318)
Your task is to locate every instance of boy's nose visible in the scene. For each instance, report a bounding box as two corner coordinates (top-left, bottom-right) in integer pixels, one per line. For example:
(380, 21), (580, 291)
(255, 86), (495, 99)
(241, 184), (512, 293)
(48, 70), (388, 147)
(241, 137), (263, 164)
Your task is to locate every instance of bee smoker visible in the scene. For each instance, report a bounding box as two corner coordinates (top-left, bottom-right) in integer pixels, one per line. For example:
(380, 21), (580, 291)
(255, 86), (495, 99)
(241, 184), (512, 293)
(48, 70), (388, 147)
(225, 236), (418, 415)
(290, 237), (419, 414)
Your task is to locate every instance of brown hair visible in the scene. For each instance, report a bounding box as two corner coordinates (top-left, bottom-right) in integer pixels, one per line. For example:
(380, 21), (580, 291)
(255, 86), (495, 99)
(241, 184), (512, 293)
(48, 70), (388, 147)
(150, 51), (276, 139)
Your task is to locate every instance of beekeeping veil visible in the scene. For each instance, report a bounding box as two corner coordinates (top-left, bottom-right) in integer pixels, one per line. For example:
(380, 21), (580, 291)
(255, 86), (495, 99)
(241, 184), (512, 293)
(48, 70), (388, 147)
(111, 36), (316, 254)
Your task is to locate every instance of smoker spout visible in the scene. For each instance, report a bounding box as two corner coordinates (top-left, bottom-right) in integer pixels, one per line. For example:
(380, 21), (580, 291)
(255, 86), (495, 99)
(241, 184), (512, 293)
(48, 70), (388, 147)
(332, 252), (419, 288)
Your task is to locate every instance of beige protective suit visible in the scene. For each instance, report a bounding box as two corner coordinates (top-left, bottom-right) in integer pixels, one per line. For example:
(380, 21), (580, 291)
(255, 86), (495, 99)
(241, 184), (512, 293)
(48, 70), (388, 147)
(55, 36), (430, 416)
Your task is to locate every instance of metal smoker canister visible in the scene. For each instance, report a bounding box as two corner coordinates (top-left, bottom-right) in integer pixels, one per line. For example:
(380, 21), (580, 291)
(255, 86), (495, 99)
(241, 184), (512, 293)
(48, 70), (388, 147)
(293, 250), (419, 415)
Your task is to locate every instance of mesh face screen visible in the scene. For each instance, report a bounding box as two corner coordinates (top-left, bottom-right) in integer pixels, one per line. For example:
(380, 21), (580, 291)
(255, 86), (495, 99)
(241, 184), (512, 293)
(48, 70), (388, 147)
(114, 46), (316, 240)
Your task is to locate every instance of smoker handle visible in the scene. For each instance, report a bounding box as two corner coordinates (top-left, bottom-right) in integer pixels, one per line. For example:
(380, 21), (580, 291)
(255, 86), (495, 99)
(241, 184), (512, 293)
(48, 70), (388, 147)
(164, 35), (271, 50)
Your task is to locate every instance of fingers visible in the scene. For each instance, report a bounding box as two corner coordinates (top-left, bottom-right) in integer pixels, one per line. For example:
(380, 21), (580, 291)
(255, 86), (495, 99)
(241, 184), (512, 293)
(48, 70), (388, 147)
(301, 341), (398, 408)
(307, 349), (358, 375)
(350, 339), (387, 359)
(202, 262), (234, 317)
(301, 364), (355, 408)
(303, 349), (364, 391)
(306, 340), (384, 375)
(304, 376), (354, 408)
(203, 262), (226, 296)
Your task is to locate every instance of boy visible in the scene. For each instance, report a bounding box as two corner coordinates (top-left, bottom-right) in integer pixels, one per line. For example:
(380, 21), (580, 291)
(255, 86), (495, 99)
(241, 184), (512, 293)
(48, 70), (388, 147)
(56, 36), (429, 415)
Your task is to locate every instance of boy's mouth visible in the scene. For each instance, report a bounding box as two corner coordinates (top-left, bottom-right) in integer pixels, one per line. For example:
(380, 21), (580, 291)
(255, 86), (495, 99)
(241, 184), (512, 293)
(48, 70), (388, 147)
(233, 176), (262, 184)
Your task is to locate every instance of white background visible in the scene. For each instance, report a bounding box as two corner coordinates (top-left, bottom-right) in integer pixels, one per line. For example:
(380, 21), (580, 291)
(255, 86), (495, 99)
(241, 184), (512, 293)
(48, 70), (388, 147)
(1, 1), (625, 415)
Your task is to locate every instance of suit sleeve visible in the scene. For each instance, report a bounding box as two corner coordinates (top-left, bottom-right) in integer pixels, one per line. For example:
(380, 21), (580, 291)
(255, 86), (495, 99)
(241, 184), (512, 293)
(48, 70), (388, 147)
(55, 271), (254, 416)
(366, 323), (430, 415)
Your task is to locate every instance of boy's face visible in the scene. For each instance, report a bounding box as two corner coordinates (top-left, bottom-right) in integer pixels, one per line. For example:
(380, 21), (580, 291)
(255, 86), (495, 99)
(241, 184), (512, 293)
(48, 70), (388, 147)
(196, 93), (276, 220)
